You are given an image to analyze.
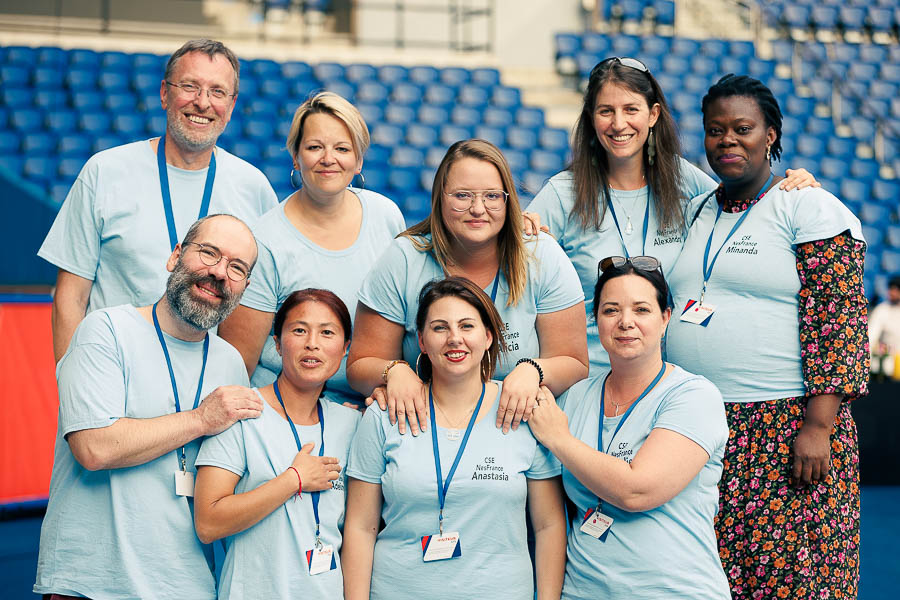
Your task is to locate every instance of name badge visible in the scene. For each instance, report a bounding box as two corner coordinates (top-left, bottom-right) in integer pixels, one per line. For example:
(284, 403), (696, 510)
(679, 299), (716, 326)
(421, 531), (462, 562)
(306, 544), (337, 575)
(580, 506), (613, 539)
(174, 470), (195, 497)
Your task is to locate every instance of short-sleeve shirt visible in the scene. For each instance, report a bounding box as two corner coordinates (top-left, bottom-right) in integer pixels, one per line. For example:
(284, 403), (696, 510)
(195, 391), (361, 599)
(666, 186), (864, 402)
(34, 305), (250, 599)
(357, 232), (584, 376)
(527, 158), (715, 374)
(239, 190), (405, 404)
(559, 365), (730, 600)
(346, 382), (560, 599)
(38, 140), (277, 313)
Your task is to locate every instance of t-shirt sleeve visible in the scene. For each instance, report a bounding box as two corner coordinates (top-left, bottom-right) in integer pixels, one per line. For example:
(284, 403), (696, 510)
(527, 176), (571, 243)
(195, 421), (248, 476)
(791, 188), (865, 245)
(37, 160), (101, 280)
(524, 426), (562, 479)
(530, 233), (584, 313)
(345, 404), (388, 483)
(57, 312), (126, 436)
(240, 237), (280, 313)
(356, 240), (410, 325)
(652, 376), (727, 459)
(679, 158), (718, 202)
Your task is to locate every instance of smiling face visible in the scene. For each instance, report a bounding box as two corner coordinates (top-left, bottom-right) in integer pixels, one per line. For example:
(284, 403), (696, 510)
(440, 157), (507, 251)
(593, 81), (660, 167)
(295, 112), (361, 199)
(161, 51), (236, 153)
(275, 300), (349, 390)
(703, 95), (777, 186)
(595, 274), (670, 363)
(418, 295), (492, 382)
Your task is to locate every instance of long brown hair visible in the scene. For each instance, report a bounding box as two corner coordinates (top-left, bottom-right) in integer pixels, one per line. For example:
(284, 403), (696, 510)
(400, 139), (527, 307)
(570, 60), (684, 231)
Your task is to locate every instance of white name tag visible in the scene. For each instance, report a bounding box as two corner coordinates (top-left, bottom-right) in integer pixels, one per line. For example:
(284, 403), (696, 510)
(580, 506), (613, 539)
(306, 544), (336, 575)
(421, 531), (462, 562)
(679, 299), (716, 326)
(174, 470), (195, 497)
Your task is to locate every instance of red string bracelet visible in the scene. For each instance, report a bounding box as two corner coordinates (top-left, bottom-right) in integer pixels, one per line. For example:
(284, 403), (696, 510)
(287, 466), (302, 499)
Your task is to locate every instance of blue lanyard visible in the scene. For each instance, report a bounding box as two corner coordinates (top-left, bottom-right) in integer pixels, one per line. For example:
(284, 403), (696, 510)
(273, 378), (326, 543)
(488, 271), (500, 303)
(428, 382), (486, 534)
(606, 190), (650, 258)
(699, 172), (773, 304)
(597, 362), (666, 455)
(152, 302), (209, 470)
(157, 134), (217, 252)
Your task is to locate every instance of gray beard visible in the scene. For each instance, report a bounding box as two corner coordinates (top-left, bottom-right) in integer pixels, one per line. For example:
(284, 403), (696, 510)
(165, 260), (240, 331)
(165, 107), (223, 154)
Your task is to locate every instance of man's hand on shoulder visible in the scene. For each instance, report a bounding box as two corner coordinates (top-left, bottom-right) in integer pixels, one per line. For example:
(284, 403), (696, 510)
(195, 386), (264, 436)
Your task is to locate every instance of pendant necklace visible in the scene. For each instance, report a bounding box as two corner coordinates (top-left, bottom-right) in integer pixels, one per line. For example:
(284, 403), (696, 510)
(434, 397), (477, 441)
(609, 176), (646, 236)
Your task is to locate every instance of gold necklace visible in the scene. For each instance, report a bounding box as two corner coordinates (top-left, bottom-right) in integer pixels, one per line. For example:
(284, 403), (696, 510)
(433, 396), (478, 441)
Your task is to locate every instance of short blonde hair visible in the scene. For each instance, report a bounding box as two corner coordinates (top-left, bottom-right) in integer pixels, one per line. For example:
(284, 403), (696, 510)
(286, 91), (370, 160)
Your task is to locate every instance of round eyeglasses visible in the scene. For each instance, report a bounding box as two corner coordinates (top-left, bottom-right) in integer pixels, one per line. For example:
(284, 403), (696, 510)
(185, 242), (251, 281)
(445, 190), (509, 212)
(165, 81), (235, 104)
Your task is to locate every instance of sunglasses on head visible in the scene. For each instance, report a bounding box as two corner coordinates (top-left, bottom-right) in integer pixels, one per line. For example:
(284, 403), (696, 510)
(597, 255), (661, 279)
(590, 56), (650, 79)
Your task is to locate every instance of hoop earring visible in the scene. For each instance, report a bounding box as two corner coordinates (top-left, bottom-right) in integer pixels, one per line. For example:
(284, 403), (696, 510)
(415, 353), (425, 380)
(290, 168), (302, 189)
(481, 353), (491, 382)
(766, 145), (771, 163)
(647, 127), (656, 166)
(354, 172), (366, 189)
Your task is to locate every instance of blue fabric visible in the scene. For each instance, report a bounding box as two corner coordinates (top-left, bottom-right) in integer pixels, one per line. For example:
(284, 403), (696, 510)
(240, 190), (405, 404)
(346, 382), (559, 600)
(528, 158), (716, 374)
(195, 391), (361, 599)
(357, 232), (583, 377)
(34, 305), (249, 599)
(559, 366), (730, 600)
(38, 140), (277, 313)
(667, 186), (864, 402)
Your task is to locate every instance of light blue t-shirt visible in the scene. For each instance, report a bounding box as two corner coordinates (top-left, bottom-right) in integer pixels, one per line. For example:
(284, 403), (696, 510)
(34, 305), (250, 599)
(346, 382), (560, 600)
(667, 186), (864, 402)
(528, 158), (715, 374)
(38, 140), (277, 313)
(559, 365), (730, 600)
(195, 390), (361, 599)
(357, 232), (584, 376)
(240, 190), (405, 404)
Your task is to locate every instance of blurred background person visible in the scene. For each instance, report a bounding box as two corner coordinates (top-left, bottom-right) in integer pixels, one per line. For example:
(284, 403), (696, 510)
(869, 275), (900, 376)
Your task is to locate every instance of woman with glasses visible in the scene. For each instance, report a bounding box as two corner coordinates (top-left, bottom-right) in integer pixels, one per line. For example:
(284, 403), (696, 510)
(528, 255), (730, 599)
(343, 277), (566, 599)
(346, 139), (588, 435)
(194, 289), (360, 598)
(665, 75), (866, 599)
(528, 56), (818, 375)
(219, 92), (406, 406)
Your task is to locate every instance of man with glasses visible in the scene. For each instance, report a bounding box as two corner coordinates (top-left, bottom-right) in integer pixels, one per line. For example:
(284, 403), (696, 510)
(39, 39), (277, 363)
(35, 214), (263, 600)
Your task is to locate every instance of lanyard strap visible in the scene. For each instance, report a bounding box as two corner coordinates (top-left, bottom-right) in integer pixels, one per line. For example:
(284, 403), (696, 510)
(429, 382), (486, 534)
(700, 172), (773, 303)
(152, 302), (209, 470)
(157, 134), (217, 252)
(606, 190), (650, 258)
(274, 378), (326, 543)
(488, 271), (500, 303)
(597, 361), (666, 455)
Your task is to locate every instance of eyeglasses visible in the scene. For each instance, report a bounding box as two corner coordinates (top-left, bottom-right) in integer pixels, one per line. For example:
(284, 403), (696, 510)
(165, 81), (235, 103)
(184, 242), (251, 281)
(590, 57), (650, 79)
(597, 255), (661, 279)
(445, 190), (509, 212)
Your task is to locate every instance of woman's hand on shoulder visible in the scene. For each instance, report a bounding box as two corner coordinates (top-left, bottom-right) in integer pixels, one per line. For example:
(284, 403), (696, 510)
(369, 365), (429, 435)
(526, 386), (570, 452)
(497, 361), (543, 433)
(522, 211), (550, 237)
(780, 168), (821, 191)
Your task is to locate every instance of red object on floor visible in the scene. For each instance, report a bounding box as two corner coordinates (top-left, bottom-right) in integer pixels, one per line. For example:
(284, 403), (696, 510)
(0, 301), (57, 504)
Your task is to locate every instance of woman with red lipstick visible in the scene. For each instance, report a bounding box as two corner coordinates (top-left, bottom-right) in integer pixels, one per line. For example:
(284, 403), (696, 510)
(347, 139), (588, 437)
(666, 74), (867, 599)
(219, 92), (406, 407)
(528, 57), (818, 377)
(194, 289), (361, 598)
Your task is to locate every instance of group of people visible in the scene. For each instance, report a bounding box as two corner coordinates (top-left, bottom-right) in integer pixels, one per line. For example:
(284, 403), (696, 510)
(33, 38), (868, 600)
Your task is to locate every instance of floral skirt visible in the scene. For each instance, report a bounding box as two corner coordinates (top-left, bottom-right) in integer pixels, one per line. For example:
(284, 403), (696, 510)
(716, 398), (860, 599)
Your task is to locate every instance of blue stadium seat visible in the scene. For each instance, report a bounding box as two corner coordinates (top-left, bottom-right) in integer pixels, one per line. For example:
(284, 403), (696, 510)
(132, 53), (164, 72)
(322, 80), (355, 101)
(32, 66), (64, 89)
(0, 154), (24, 176)
(440, 67), (470, 87)
(859, 44), (887, 65)
(439, 125), (472, 147)
(314, 62), (345, 81)
(506, 126), (538, 150)
(868, 7), (893, 33)
(848, 117), (876, 144)
(1, 86), (34, 108)
(245, 98), (278, 116)
(581, 33), (609, 55)
(261, 142), (284, 161)
(36, 46), (66, 67)
(842, 179), (870, 206)
(556, 33), (581, 58)
(418, 105), (449, 126)
(366, 144), (391, 166)
(611, 35), (642, 57)
(492, 87), (521, 110)
(826, 136), (856, 159)
(458, 85), (490, 108)
(720, 56), (748, 76)
(781, 115), (803, 137)
(850, 159), (879, 180)
(770, 40), (793, 64)
(641, 36), (669, 59)
(9, 108), (43, 131)
(618, 0), (644, 22)
(820, 157), (849, 180)
(403, 192), (432, 221)
(250, 59), (281, 79)
(425, 146), (447, 168)
(282, 61), (313, 80)
(872, 179), (900, 204)
(522, 170), (551, 194)
(24, 156), (57, 182)
(653, 0), (675, 26)
(869, 81), (897, 100)
(0, 131), (17, 154)
(133, 72), (161, 94)
(811, 6), (838, 28)
(515, 107), (544, 129)
(105, 92), (137, 112)
(450, 106), (481, 127)
(576, 53), (602, 78)
(77, 110), (110, 135)
(728, 41), (754, 58)
(471, 68), (500, 87)
(58, 157), (86, 179)
(502, 149), (529, 174)
(101, 51), (131, 71)
(346, 63), (377, 83)
(113, 114), (146, 139)
(662, 55), (690, 74)
(406, 123), (438, 148)
(4, 46), (37, 66)
(783, 5), (811, 28)
(388, 166), (419, 192)
(45, 110), (78, 134)
(698, 39), (726, 57)
(65, 68), (99, 89)
(483, 107), (514, 127)
(371, 123), (405, 147)
(795, 134), (824, 157)
(785, 96), (815, 117)
(390, 147), (425, 168)
(682, 75), (709, 94)
(362, 167), (388, 191)
(146, 113), (166, 135)
(805, 117), (833, 136)
(261, 79), (288, 98)
(670, 38), (700, 57)
(880, 64), (900, 85)
(1, 65), (29, 87)
(392, 83), (424, 106)
(356, 102), (384, 125)
(839, 7), (866, 32)
(424, 84), (456, 107)
(244, 118), (274, 140)
(290, 79), (320, 100)
(473, 125), (505, 147)
(229, 141), (262, 164)
(848, 63), (877, 82)
(767, 78), (794, 100)
(237, 78), (260, 97)
(539, 128), (568, 152)
(883, 250), (900, 274)
(690, 56), (717, 77)
(377, 65), (408, 85)
(58, 134), (91, 156)
(384, 104), (416, 125)
(885, 226), (900, 249)
(356, 81), (389, 104)
(409, 66), (439, 85)
(530, 149), (564, 173)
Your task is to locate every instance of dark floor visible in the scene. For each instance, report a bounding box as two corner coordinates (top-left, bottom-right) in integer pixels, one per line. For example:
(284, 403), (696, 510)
(3, 487), (898, 598)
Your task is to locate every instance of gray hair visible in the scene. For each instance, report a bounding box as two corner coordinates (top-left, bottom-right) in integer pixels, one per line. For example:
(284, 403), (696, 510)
(181, 214), (258, 270)
(165, 39), (240, 94)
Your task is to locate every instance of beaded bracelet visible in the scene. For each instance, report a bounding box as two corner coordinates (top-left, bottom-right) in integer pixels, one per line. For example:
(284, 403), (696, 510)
(515, 357), (544, 385)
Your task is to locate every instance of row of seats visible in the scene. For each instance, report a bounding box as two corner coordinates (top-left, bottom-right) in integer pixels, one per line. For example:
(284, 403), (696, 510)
(595, 0), (675, 26)
(764, 3), (900, 35)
